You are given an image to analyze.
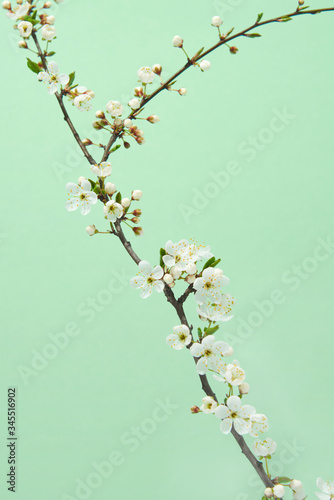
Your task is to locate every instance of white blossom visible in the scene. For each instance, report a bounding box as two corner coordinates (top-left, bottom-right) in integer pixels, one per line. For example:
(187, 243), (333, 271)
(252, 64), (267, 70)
(249, 413), (269, 437)
(65, 180), (97, 215)
(172, 35), (183, 47)
(200, 60), (211, 71)
(130, 261), (164, 299)
(103, 200), (123, 222)
(166, 325), (191, 350)
(163, 239), (191, 272)
(239, 382), (250, 395)
(253, 438), (277, 458)
(91, 162), (112, 178)
(106, 100), (123, 117)
(273, 485), (285, 498)
(2, 1), (11, 9)
(215, 396), (256, 435)
(17, 20), (32, 38)
(41, 24), (56, 40)
(201, 396), (217, 414)
(46, 15), (55, 24)
(38, 61), (69, 95)
(137, 66), (155, 84)
(85, 225), (97, 236)
(132, 190), (142, 201)
(190, 335), (232, 375)
(129, 98), (140, 109)
(121, 198), (131, 208)
(193, 267), (229, 304)
(6, 2), (30, 19)
(73, 94), (93, 111)
(197, 294), (234, 322)
(212, 16), (223, 27)
(290, 480), (306, 500)
(179, 88), (187, 95)
(316, 478), (334, 500)
(219, 360), (246, 386)
(185, 263), (197, 275)
(105, 182), (116, 195)
(124, 118), (133, 128)
(163, 273), (174, 285)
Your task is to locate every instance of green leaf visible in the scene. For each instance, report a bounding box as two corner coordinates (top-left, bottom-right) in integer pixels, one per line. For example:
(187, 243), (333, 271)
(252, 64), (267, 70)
(68, 71), (75, 87)
(202, 256), (216, 271)
(109, 144), (121, 154)
(211, 258), (221, 268)
(257, 13), (263, 23)
(299, 5), (310, 11)
(88, 179), (96, 188)
(47, 51), (56, 57)
(246, 33), (262, 38)
(225, 27), (234, 37)
(31, 9), (37, 19)
(203, 325), (219, 337)
(93, 185), (101, 194)
(192, 46), (205, 61)
(197, 328), (203, 340)
(26, 58), (41, 74)
(115, 192), (122, 204)
(160, 248), (166, 267)
(22, 15), (39, 26)
(277, 477), (292, 484)
(279, 16), (292, 22)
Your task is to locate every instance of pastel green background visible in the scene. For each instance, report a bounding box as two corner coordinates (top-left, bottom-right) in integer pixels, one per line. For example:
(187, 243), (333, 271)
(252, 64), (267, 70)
(1, 0), (334, 499)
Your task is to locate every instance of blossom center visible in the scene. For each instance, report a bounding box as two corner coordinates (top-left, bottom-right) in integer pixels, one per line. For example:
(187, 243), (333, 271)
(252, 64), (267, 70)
(204, 349), (212, 357)
(231, 412), (238, 418)
(147, 277), (154, 284)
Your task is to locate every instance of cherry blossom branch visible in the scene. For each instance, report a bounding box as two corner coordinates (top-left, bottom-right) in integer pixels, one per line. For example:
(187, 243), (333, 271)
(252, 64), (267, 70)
(31, 31), (96, 165)
(101, 6), (334, 161)
(113, 218), (273, 489)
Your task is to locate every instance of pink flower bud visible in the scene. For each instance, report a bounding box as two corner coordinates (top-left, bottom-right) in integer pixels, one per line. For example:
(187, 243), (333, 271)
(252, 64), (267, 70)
(230, 46), (238, 54)
(190, 406), (201, 414)
(133, 227), (144, 236)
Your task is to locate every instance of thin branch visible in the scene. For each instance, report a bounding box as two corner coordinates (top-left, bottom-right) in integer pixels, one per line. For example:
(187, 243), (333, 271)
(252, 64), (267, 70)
(31, 32), (96, 166)
(101, 6), (334, 161)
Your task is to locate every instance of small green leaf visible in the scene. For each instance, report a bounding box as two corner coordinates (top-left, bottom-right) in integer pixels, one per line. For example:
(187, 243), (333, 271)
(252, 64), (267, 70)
(68, 71), (75, 87)
(47, 51), (56, 56)
(246, 33), (262, 38)
(202, 256), (216, 271)
(211, 258), (221, 268)
(198, 328), (203, 340)
(257, 13), (263, 23)
(93, 185), (101, 194)
(31, 9), (37, 19)
(277, 477), (292, 484)
(225, 27), (234, 37)
(115, 192), (122, 204)
(279, 16), (292, 22)
(299, 5), (310, 10)
(22, 15), (39, 26)
(109, 144), (121, 154)
(203, 325), (219, 337)
(88, 179), (96, 188)
(26, 58), (41, 74)
(160, 248), (166, 267)
(192, 46), (205, 61)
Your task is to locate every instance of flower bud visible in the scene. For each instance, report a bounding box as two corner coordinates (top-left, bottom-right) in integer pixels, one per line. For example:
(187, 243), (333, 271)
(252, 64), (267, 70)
(136, 136), (145, 145)
(290, 480), (303, 491)
(85, 225), (97, 236)
(131, 217), (140, 224)
(211, 16), (223, 27)
(200, 60), (211, 71)
(16, 0), (22, 3)
(105, 182), (117, 195)
(121, 198), (131, 208)
(152, 63), (162, 75)
(86, 90), (95, 98)
(18, 40), (27, 48)
(264, 488), (273, 498)
(170, 266), (182, 279)
(230, 46), (238, 54)
(2, 1), (11, 9)
(44, 1), (52, 7)
(239, 382), (249, 395)
(134, 86), (143, 97)
(273, 485), (285, 498)
(123, 118), (133, 128)
(173, 35), (183, 48)
(190, 406), (201, 414)
(129, 98), (140, 110)
(132, 209), (142, 217)
(185, 263), (197, 275)
(95, 110), (105, 119)
(163, 273), (174, 285)
(46, 15), (55, 24)
(178, 88), (187, 96)
(133, 227), (144, 236)
(147, 114), (160, 123)
(298, 0), (304, 4)
(186, 274), (196, 284)
(114, 117), (122, 127)
(132, 190), (143, 201)
(82, 138), (92, 146)
(123, 141), (131, 149)
(92, 120), (103, 130)
(78, 176), (86, 186)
